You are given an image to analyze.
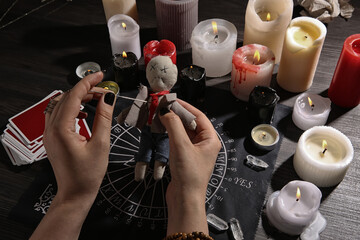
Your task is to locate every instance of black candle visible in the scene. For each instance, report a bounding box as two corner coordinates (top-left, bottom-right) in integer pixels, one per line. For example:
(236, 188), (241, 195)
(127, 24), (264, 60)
(248, 86), (280, 124)
(179, 65), (206, 107)
(113, 51), (138, 89)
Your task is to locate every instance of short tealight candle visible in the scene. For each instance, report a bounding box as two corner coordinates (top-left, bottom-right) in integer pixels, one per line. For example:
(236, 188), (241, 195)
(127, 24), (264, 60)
(294, 126), (354, 187)
(292, 93), (331, 130)
(251, 124), (279, 151)
(191, 18), (237, 77)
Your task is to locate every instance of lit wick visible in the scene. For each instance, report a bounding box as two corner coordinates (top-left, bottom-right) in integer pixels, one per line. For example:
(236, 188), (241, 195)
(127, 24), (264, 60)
(122, 22), (127, 30)
(308, 97), (314, 111)
(266, 12), (271, 21)
(296, 187), (301, 202)
(261, 132), (267, 139)
(84, 69), (94, 76)
(253, 50), (260, 65)
(322, 140), (328, 155)
(212, 21), (219, 43)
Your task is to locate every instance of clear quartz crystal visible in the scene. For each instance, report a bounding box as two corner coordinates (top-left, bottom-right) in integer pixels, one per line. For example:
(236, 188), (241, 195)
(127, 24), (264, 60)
(245, 155), (269, 170)
(229, 218), (244, 240)
(206, 213), (228, 231)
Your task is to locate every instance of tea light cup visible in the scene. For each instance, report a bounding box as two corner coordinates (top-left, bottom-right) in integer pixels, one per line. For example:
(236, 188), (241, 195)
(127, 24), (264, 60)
(251, 124), (279, 151)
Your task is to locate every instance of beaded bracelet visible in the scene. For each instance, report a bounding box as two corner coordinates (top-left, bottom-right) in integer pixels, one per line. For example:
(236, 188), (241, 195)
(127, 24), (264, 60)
(163, 231), (214, 240)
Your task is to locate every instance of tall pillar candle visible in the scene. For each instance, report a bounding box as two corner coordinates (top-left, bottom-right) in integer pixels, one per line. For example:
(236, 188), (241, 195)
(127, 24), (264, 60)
(190, 19), (237, 77)
(294, 126), (354, 187)
(277, 17), (327, 93)
(155, 0), (198, 51)
(243, 0), (293, 64)
(102, 0), (138, 22)
(231, 44), (275, 101)
(328, 34), (360, 108)
(107, 14), (141, 59)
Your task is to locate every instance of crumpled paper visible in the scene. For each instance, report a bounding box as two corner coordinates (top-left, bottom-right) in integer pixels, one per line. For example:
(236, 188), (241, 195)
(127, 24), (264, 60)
(298, 0), (355, 23)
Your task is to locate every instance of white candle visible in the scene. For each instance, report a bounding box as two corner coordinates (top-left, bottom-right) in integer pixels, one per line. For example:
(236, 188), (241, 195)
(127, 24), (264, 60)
(251, 124), (279, 151)
(190, 19), (237, 77)
(107, 14), (141, 59)
(243, 0), (293, 64)
(292, 93), (331, 130)
(102, 0), (138, 22)
(230, 44), (275, 101)
(277, 17), (327, 93)
(294, 126), (354, 187)
(266, 180), (323, 235)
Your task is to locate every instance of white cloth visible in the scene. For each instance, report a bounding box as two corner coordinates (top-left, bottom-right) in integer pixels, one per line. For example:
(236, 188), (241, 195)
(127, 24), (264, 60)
(298, 0), (354, 23)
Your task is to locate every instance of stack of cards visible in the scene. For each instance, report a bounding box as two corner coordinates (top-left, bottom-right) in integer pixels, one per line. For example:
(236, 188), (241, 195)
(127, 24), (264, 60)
(1, 90), (92, 166)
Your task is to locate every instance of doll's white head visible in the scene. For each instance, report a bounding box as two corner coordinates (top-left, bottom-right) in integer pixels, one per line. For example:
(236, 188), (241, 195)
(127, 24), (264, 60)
(146, 56), (178, 92)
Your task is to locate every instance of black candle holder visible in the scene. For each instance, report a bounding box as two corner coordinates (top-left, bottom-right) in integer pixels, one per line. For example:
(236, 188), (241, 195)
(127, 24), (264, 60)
(248, 86), (280, 125)
(179, 65), (206, 107)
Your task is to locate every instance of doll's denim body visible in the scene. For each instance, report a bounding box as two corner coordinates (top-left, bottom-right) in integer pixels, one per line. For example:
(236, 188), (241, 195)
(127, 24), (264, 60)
(135, 125), (169, 164)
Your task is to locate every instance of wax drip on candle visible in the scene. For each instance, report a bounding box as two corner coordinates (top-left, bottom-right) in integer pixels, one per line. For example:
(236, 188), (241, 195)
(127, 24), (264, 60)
(321, 140), (328, 155)
(122, 22), (127, 30)
(308, 97), (314, 110)
(212, 21), (219, 43)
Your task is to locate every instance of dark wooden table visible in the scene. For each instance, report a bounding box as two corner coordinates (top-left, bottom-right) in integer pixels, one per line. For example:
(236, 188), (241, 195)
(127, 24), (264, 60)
(0, 0), (359, 239)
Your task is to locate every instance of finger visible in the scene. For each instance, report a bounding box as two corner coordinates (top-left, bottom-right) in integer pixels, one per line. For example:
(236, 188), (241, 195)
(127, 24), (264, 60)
(57, 72), (103, 122)
(159, 109), (192, 147)
(45, 93), (66, 128)
(176, 99), (215, 134)
(88, 91), (116, 148)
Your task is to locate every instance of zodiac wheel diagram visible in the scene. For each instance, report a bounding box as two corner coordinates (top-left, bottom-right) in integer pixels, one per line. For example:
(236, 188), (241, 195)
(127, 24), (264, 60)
(97, 118), (228, 229)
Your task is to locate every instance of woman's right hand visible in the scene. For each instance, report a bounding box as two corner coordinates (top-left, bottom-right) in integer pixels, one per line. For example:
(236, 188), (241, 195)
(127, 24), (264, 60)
(159, 99), (221, 235)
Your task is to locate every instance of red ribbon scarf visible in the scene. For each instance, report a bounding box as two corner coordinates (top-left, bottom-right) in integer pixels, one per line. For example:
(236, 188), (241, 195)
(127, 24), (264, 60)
(147, 90), (169, 124)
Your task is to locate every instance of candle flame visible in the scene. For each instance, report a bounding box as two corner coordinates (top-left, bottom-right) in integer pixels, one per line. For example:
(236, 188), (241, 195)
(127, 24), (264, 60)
(308, 97), (314, 108)
(322, 140), (328, 154)
(254, 50), (260, 63)
(266, 12), (271, 21)
(190, 65), (193, 69)
(296, 187), (301, 201)
(212, 21), (218, 35)
(122, 22), (127, 29)
(122, 51), (127, 58)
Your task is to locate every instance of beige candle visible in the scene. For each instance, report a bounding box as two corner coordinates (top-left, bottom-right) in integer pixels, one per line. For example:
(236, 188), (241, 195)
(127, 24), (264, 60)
(243, 0), (293, 64)
(277, 17), (327, 93)
(102, 0), (138, 23)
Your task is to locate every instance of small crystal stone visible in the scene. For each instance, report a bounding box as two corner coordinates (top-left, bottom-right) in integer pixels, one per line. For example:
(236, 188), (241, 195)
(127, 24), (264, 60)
(229, 218), (244, 240)
(206, 213), (228, 231)
(245, 155), (269, 171)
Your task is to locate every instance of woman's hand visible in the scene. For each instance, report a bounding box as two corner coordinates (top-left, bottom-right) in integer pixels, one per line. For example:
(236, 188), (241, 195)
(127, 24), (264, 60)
(159, 99), (221, 235)
(31, 72), (116, 240)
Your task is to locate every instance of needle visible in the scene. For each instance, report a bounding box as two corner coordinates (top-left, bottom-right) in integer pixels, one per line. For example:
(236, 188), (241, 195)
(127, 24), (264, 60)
(88, 90), (147, 103)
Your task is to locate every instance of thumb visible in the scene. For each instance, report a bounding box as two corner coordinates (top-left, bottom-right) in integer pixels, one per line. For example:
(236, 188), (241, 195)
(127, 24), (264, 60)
(89, 92), (116, 147)
(159, 108), (191, 147)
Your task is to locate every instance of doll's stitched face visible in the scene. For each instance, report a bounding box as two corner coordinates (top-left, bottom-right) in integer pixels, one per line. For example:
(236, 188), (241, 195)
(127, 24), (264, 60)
(146, 56), (178, 92)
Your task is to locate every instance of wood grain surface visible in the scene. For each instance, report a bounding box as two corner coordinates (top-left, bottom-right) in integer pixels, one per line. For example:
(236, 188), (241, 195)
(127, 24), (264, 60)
(0, 0), (359, 239)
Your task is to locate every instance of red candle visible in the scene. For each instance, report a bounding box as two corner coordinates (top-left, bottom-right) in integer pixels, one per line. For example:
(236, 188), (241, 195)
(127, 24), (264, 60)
(328, 34), (360, 108)
(143, 39), (176, 67)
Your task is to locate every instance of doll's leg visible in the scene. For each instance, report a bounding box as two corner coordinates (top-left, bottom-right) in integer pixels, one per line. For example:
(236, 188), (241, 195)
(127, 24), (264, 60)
(135, 126), (153, 181)
(153, 133), (170, 180)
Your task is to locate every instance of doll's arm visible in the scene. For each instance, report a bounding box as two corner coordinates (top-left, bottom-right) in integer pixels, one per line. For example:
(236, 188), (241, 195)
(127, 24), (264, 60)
(171, 101), (197, 131)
